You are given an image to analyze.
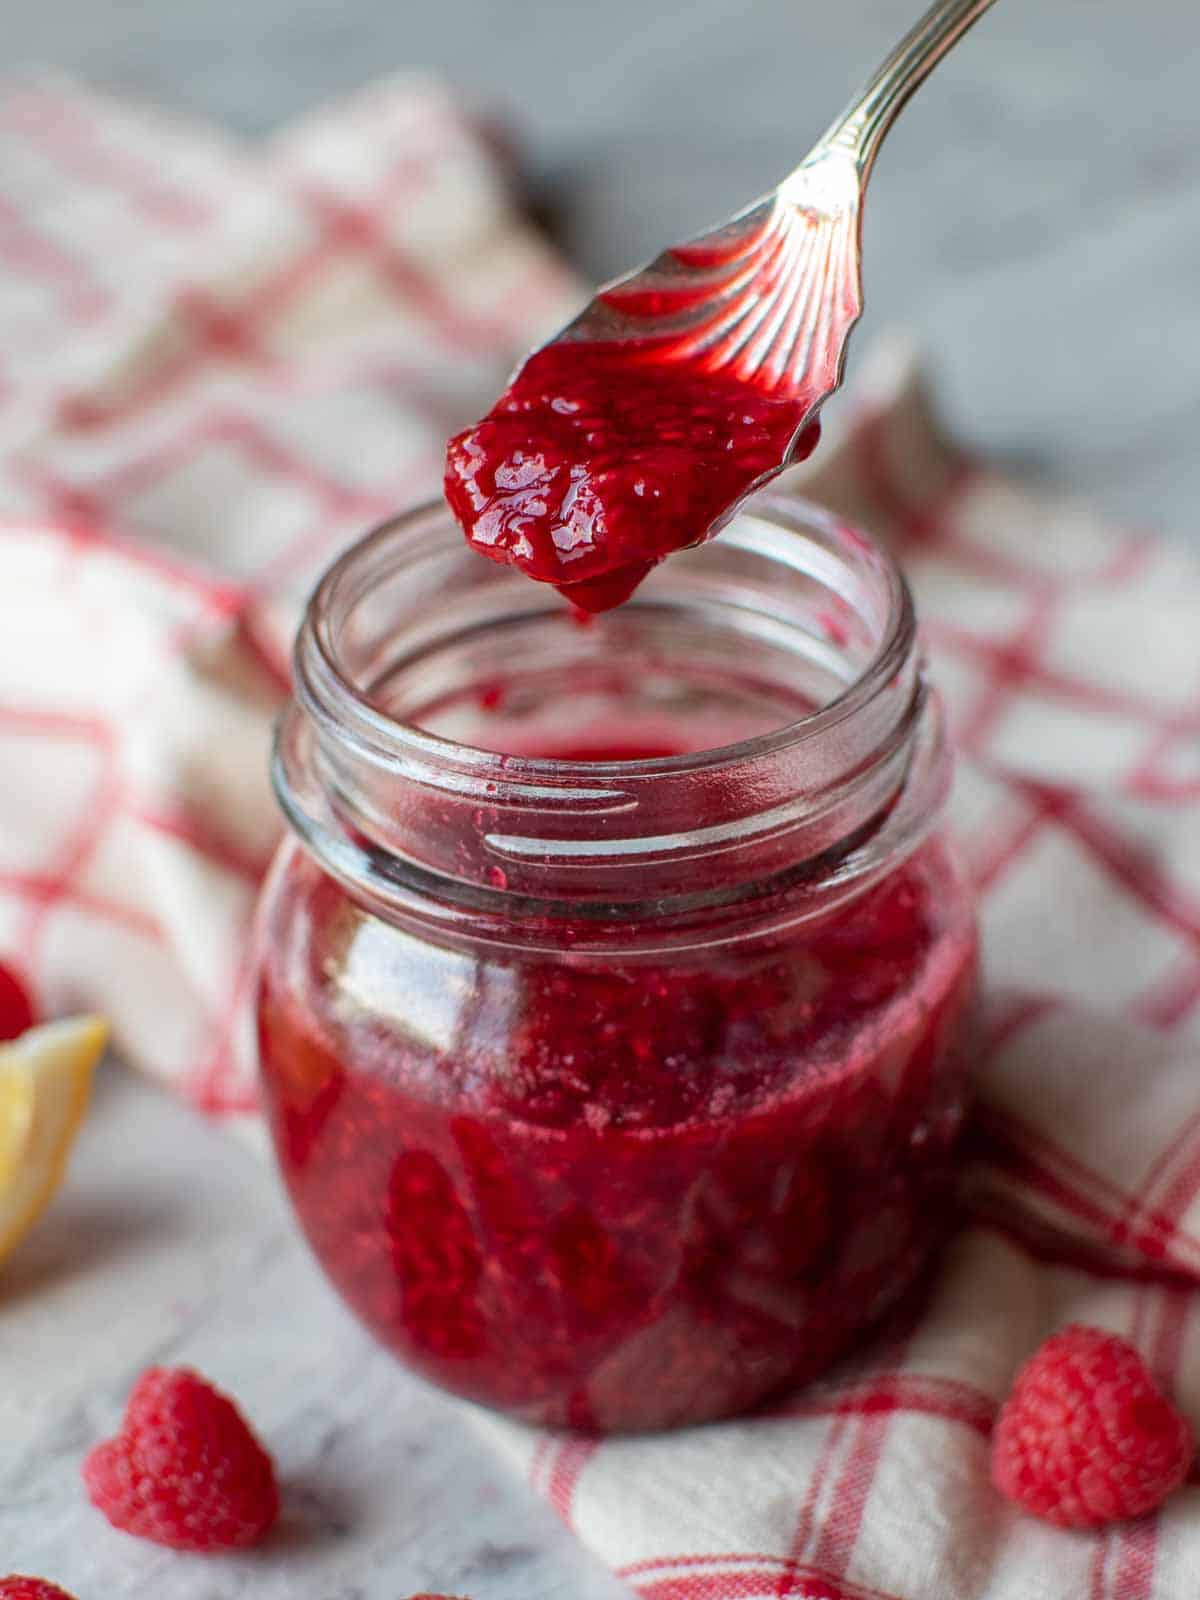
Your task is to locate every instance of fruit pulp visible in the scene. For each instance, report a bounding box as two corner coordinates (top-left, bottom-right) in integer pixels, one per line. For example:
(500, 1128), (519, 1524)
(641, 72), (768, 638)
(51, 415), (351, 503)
(256, 734), (977, 1431)
(443, 343), (821, 613)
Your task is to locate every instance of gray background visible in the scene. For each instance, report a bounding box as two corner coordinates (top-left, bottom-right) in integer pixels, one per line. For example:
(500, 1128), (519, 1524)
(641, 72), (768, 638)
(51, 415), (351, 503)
(5, 0), (1200, 532)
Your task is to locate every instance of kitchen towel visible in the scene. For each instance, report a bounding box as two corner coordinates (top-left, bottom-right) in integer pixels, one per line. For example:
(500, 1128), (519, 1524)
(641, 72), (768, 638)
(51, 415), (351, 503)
(2, 72), (1199, 1599)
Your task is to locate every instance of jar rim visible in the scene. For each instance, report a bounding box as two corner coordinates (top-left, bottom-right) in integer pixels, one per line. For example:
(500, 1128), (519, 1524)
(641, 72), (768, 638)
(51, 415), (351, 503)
(275, 488), (948, 950)
(303, 490), (917, 779)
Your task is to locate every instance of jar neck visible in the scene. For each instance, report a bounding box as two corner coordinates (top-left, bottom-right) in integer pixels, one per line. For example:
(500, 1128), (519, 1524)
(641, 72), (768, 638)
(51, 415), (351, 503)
(274, 492), (949, 953)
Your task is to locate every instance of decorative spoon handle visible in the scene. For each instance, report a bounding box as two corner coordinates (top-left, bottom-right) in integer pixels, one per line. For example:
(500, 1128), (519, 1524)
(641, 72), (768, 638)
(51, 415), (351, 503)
(817, 0), (1000, 178)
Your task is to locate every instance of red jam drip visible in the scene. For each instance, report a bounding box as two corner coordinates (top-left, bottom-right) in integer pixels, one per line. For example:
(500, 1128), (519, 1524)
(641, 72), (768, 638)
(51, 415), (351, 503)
(257, 727), (977, 1429)
(444, 343), (821, 612)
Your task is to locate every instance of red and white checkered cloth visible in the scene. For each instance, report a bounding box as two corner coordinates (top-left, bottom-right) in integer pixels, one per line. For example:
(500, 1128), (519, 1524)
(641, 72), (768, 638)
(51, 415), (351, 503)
(3, 73), (1200, 1600)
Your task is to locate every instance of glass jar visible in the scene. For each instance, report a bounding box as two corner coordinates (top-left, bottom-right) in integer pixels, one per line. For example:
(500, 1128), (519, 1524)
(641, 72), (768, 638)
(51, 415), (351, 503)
(254, 492), (979, 1433)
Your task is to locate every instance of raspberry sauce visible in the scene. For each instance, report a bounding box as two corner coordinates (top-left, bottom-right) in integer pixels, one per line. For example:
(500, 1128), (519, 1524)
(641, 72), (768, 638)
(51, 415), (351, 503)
(256, 812), (977, 1432)
(444, 344), (821, 612)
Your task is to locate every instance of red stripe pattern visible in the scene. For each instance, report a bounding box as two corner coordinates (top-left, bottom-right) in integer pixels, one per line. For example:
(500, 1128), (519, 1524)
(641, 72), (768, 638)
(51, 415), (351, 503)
(4, 76), (1200, 1598)
(0, 73), (578, 1120)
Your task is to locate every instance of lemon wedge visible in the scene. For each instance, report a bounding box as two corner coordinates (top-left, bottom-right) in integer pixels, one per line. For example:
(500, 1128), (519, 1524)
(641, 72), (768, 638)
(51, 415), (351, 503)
(0, 1015), (107, 1264)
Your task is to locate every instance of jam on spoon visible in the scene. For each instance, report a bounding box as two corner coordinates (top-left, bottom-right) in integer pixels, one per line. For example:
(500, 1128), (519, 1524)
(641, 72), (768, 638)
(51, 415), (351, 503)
(444, 343), (821, 613)
(445, 0), (998, 610)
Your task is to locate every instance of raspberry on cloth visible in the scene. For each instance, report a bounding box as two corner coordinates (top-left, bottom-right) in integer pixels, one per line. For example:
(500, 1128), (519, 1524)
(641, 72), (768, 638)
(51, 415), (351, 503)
(1, 68), (1200, 1600)
(992, 1325), (1194, 1527)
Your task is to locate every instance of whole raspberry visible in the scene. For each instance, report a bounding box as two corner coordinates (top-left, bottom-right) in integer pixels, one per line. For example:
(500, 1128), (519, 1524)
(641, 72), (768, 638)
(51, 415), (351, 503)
(0, 961), (35, 1041)
(0, 1582), (79, 1600)
(83, 1367), (279, 1551)
(992, 1323), (1195, 1527)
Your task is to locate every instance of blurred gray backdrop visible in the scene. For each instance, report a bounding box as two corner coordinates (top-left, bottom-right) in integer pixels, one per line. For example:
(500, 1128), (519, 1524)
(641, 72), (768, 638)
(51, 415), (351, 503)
(5, 0), (1198, 532)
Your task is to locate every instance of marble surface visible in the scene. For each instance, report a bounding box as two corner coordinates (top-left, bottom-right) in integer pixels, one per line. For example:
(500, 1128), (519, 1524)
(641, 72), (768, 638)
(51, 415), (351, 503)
(0, 1063), (630, 1598)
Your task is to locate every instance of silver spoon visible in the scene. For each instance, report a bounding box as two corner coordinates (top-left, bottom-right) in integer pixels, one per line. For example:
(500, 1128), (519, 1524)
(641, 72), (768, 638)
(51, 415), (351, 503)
(446, 0), (999, 608)
(575, 0), (999, 409)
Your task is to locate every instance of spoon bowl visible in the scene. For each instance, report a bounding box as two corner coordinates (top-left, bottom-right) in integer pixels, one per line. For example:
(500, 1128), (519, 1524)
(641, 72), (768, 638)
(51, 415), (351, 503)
(570, 0), (998, 415)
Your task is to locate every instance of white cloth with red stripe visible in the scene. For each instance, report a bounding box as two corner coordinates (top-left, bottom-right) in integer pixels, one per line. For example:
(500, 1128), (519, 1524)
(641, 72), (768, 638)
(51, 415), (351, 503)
(3, 74), (1200, 1600)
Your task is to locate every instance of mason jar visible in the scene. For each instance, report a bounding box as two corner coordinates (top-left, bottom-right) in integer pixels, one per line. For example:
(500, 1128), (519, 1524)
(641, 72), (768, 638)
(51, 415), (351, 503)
(254, 491), (979, 1432)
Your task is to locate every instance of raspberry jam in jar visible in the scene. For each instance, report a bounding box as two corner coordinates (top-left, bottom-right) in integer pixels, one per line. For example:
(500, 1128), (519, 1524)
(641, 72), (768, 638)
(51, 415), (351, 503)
(255, 493), (978, 1432)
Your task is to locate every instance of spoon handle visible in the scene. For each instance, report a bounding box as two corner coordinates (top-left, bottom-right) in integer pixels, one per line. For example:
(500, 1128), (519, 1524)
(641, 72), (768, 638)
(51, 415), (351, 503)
(817, 0), (999, 178)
